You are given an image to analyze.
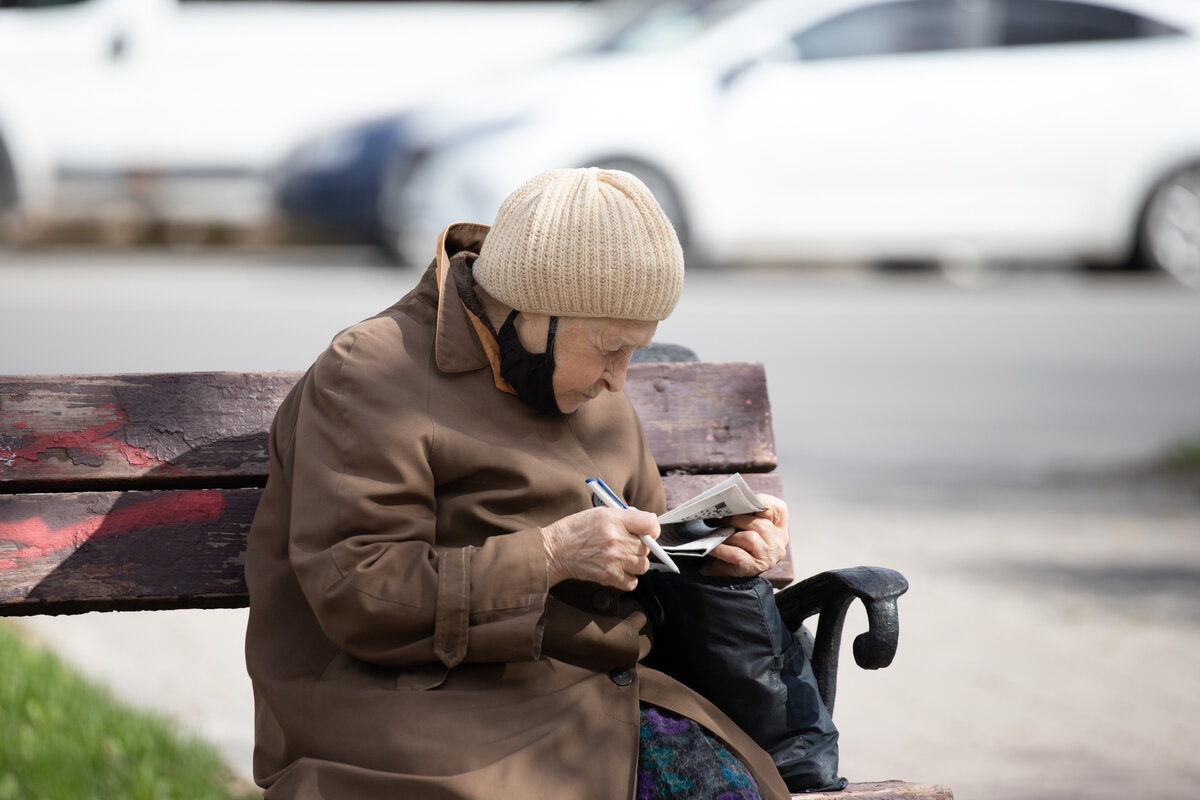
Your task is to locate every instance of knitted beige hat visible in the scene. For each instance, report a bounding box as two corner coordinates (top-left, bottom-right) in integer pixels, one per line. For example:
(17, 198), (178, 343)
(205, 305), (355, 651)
(474, 167), (684, 322)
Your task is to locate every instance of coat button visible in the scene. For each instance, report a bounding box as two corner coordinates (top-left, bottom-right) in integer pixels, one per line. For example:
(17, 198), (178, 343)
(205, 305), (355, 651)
(591, 590), (616, 613)
(609, 668), (633, 687)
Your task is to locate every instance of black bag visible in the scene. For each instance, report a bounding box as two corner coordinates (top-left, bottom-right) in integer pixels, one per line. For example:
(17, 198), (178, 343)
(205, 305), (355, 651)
(638, 570), (848, 793)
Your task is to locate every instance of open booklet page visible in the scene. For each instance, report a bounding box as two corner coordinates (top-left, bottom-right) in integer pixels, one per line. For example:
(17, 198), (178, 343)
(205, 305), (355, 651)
(655, 474), (766, 558)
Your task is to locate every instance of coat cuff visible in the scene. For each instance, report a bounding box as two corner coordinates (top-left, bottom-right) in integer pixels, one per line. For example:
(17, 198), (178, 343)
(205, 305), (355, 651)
(439, 527), (550, 666)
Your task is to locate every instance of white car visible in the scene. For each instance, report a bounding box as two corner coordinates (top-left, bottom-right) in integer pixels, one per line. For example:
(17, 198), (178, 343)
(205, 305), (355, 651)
(0, 0), (597, 237)
(384, 0), (1200, 286)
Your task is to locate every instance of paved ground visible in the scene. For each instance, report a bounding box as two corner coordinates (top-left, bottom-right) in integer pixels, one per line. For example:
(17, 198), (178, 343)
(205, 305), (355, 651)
(4, 249), (1199, 799)
(14, 468), (1199, 800)
(793, 473), (1200, 800)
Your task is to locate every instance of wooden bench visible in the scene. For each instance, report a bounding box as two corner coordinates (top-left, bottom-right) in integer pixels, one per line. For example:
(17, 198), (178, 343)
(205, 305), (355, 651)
(0, 353), (951, 800)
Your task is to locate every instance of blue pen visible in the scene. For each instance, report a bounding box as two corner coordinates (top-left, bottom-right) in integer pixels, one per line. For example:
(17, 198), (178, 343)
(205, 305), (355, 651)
(586, 478), (681, 574)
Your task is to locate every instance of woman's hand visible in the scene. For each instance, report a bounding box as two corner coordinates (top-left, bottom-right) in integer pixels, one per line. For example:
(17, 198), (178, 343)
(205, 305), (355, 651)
(700, 493), (790, 578)
(541, 506), (661, 591)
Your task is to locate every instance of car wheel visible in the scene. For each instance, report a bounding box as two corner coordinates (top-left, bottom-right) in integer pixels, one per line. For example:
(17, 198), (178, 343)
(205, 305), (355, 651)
(0, 135), (21, 245)
(590, 158), (702, 267)
(0, 134), (16, 209)
(1139, 164), (1200, 288)
(375, 146), (428, 268)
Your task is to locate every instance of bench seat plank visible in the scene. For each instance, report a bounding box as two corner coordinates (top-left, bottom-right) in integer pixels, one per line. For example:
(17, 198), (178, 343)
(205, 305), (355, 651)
(0, 363), (775, 490)
(798, 782), (954, 800)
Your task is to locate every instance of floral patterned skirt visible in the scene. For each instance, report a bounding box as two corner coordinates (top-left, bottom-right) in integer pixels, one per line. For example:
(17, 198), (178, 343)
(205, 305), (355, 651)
(636, 705), (762, 800)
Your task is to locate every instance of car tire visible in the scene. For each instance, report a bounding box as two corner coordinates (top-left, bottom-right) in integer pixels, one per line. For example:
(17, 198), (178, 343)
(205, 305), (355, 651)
(0, 134), (16, 210)
(376, 148), (426, 268)
(0, 133), (17, 230)
(1138, 164), (1200, 288)
(0, 134), (21, 245)
(590, 158), (703, 268)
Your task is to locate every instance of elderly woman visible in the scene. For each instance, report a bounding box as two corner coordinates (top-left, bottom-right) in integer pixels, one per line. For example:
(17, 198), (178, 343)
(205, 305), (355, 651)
(244, 168), (794, 799)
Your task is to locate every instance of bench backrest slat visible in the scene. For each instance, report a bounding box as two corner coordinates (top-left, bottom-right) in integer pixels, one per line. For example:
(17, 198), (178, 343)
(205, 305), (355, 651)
(0, 363), (774, 491)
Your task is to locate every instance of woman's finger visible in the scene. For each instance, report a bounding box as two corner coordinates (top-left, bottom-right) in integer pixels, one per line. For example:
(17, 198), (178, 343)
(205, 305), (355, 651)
(701, 543), (758, 576)
(720, 528), (771, 558)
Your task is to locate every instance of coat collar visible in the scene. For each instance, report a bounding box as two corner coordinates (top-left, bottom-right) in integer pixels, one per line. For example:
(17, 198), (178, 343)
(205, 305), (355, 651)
(432, 223), (517, 396)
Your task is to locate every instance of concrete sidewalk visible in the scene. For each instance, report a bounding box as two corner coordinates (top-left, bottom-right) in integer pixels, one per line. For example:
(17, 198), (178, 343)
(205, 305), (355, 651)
(13, 470), (1200, 800)
(799, 473), (1200, 799)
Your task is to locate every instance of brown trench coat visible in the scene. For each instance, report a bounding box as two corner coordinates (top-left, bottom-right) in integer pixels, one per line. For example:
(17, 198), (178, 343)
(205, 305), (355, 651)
(244, 223), (791, 800)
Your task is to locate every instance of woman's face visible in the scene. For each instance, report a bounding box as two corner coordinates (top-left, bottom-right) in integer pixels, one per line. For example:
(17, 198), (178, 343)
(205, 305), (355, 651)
(518, 314), (658, 414)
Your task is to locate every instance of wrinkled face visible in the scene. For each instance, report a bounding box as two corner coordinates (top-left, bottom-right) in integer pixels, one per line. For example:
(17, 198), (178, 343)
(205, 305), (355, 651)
(516, 314), (658, 414)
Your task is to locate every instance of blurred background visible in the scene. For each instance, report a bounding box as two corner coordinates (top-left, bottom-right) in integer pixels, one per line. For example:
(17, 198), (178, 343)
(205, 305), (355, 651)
(1, 0), (1199, 799)
(3, 0), (1200, 285)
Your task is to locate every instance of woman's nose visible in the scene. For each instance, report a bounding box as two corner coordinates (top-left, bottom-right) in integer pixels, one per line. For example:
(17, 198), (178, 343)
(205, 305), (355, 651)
(603, 355), (632, 392)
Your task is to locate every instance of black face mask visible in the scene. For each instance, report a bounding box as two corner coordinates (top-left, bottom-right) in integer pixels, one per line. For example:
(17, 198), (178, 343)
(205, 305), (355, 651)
(497, 310), (561, 415)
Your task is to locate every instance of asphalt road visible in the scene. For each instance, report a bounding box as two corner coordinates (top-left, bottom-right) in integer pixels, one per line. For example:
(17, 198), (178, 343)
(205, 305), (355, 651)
(3, 247), (1197, 491)
(3, 246), (1199, 799)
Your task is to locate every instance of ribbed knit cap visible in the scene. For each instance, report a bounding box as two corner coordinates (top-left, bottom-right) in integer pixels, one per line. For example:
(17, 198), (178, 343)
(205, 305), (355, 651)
(474, 167), (684, 321)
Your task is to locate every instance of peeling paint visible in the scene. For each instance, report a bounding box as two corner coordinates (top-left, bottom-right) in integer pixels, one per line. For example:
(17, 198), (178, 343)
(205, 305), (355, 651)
(0, 491), (225, 570)
(0, 402), (168, 475)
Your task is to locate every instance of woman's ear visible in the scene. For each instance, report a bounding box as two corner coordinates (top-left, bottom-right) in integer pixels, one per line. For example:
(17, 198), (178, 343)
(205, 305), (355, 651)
(473, 284), (512, 336)
(514, 312), (552, 354)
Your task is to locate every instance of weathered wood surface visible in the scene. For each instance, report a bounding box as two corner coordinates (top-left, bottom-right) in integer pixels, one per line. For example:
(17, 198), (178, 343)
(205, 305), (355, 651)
(1, 362), (786, 614)
(0, 473), (790, 615)
(0, 363), (774, 490)
(797, 782), (954, 800)
(0, 488), (258, 614)
(629, 361), (777, 475)
(0, 372), (295, 489)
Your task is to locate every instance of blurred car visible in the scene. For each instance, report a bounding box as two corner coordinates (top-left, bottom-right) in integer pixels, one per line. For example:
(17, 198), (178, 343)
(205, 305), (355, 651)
(368, 0), (1200, 285)
(0, 0), (598, 238)
(272, 114), (412, 245)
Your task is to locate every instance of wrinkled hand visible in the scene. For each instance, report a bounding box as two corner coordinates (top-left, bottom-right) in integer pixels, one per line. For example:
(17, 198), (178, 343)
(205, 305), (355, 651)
(542, 506), (661, 591)
(701, 493), (789, 578)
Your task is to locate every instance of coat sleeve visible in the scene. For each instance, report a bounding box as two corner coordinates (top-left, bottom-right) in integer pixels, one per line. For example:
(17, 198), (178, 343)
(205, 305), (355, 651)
(282, 320), (549, 669)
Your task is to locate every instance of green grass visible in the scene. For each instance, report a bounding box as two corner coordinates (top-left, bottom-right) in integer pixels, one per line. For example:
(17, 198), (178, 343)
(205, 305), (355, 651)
(1162, 432), (1200, 475)
(0, 621), (259, 800)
